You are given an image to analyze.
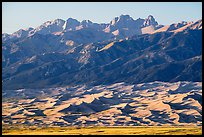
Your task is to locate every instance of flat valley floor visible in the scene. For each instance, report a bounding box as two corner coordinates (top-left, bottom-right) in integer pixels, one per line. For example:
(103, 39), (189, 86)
(2, 126), (202, 135)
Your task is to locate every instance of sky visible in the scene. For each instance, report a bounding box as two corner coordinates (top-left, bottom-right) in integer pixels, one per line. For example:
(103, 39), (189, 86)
(2, 2), (202, 34)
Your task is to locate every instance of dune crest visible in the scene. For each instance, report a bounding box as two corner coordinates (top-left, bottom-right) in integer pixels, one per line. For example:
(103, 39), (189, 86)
(2, 81), (202, 126)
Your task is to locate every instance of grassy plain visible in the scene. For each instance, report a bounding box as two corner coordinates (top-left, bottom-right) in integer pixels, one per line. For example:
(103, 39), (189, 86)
(2, 126), (202, 135)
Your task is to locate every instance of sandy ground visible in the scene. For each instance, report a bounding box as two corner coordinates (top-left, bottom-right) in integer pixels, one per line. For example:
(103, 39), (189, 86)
(2, 81), (202, 127)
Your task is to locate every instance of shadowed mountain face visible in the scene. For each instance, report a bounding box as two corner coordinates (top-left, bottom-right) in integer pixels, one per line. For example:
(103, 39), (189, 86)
(2, 81), (202, 126)
(2, 15), (202, 90)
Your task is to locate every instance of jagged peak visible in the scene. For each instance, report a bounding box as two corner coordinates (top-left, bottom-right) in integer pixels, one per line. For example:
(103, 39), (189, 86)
(14, 27), (33, 33)
(2, 33), (9, 36)
(53, 18), (65, 25)
(63, 18), (80, 30)
(81, 20), (92, 24)
(119, 14), (134, 21)
(66, 17), (80, 23)
(38, 19), (65, 27)
(80, 20), (93, 26)
(20, 27), (33, 31)
(110, 14), (134, 26)
(54, 18), (64, 22)
(147, 15), (154, 20)
(110, 17), (119, 25)
(119, 14), (131, 18)
(143, 15), (158, 27)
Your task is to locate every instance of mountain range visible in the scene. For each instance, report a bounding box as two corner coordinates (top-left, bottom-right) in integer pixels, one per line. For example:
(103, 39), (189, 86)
(2, 15), (202, 90)
(2, 15), (160, 42)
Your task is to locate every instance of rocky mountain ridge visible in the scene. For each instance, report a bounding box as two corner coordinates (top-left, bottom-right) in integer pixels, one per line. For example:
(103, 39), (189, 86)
(2, 15), (202, 90)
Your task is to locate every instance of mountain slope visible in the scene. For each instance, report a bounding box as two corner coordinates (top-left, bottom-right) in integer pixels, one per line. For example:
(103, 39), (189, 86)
(2, 24), (202, 89)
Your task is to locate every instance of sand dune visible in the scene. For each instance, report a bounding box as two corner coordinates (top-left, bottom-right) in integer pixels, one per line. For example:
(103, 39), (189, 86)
(2, 81), (202, 126)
